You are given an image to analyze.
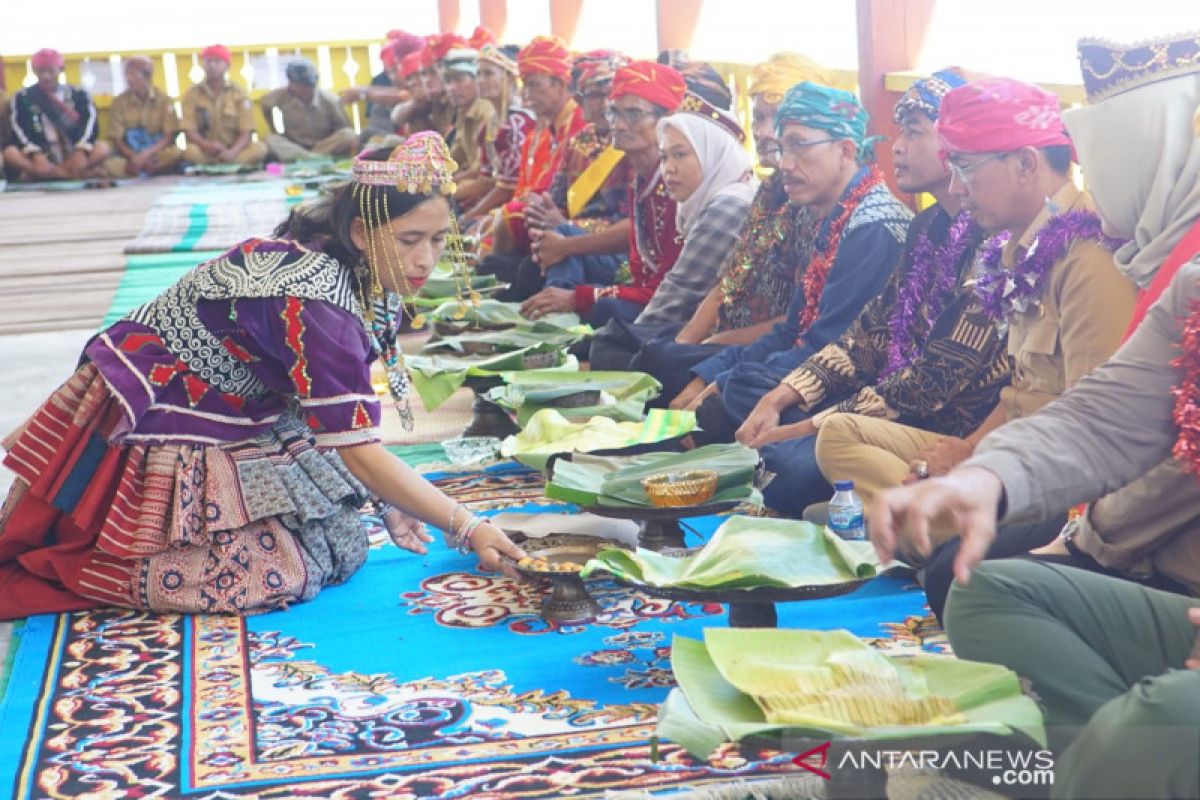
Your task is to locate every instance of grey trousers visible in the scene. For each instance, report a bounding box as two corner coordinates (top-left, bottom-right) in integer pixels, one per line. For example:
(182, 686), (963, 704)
(946, 559), (1200, 799)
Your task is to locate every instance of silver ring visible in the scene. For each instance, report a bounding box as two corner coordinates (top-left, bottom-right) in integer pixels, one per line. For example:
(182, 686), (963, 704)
(913, 460), (930, 479)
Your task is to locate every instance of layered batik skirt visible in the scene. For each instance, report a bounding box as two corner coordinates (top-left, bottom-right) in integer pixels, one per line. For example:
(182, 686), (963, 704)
(0, 364), (371, 618)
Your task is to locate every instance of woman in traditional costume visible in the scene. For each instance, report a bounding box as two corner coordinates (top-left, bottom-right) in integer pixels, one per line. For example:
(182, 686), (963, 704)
(0, 133), (525, 619)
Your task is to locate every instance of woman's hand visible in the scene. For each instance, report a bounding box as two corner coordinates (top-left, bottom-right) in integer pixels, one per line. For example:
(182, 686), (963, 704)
(530, 229), (572, 269)
(469, 522), (527, 578)
(383, 507), (435, 554)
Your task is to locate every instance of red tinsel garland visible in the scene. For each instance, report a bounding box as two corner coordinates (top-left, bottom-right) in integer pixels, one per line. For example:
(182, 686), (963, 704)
(795, 166), (886, 336)
(1172, 297), (1200, 475)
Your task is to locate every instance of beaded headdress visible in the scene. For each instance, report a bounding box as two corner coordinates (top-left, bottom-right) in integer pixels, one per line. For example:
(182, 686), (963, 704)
(349, 132), (478, 430)
(1077, 31), (1200, 104)
(678, 92), (746, 142)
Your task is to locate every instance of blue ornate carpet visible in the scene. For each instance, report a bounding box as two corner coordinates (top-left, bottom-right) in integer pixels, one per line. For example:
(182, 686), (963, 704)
(0, 463), (943, 798)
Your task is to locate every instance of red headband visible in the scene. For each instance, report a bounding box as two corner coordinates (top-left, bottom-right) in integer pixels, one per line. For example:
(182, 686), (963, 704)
(400, 50), (424, 78)
(518, 35), (571, 81)
(468, 26), (496, 51)
(31, 48), (64, 71)
(428, 33), (467, 62)
(200, 44), (232, 65)
(937, 77), (1075, 159)
(609, 60), (686, 112)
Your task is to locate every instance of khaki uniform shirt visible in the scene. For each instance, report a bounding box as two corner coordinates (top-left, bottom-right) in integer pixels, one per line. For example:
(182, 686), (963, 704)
(181, 80), (255, 148)
(260, 87), (351, 149)
(968, 261), (1200, 593)
(448, 97), (495, 175)
(997, 183), (1135, 420)
(108, 87), (179, 144)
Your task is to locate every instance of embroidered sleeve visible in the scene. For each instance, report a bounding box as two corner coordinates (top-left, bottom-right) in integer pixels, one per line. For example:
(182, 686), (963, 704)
(250, 297), (381, 448)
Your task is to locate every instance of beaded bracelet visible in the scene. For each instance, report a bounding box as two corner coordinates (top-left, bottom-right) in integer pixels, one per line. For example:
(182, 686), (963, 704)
(453, 514), (486, 554)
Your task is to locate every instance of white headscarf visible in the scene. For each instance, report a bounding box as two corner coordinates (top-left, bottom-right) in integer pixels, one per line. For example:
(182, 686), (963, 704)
(1065, 73), (1200, 289)
(656, 112), (758, 236)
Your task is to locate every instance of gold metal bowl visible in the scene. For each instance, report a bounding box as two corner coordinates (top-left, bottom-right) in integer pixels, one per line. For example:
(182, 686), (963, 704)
(641, 470), (719, 508)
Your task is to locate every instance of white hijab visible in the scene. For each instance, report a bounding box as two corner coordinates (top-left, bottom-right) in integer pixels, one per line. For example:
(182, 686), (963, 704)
(656, 112), (758, 236)
(1065, 73), (1200, 289)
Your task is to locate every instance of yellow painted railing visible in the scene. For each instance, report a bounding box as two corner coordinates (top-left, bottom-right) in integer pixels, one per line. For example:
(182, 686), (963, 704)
(4, 41), (388, 142)
(3, 43), (1083, 149)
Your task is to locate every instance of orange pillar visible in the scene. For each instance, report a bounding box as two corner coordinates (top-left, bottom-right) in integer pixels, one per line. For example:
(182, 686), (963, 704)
(479, 0), (507, 39)
(438, 0), (461, 33)
(855, 0), (934, 205)
(656, 0), (703, 54)
(549, 0), (584, 46)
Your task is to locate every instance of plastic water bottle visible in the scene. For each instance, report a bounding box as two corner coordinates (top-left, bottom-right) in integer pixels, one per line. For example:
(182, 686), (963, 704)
(828, 481), (866, 541)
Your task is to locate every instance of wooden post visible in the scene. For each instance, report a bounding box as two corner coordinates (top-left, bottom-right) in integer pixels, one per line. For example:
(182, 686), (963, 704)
(438, 0), (461, 33)
(479, 0), (507, 39)
(656, 0), (703, 54)
(855, 0), (934, 205)
(549, 0), (584, 46)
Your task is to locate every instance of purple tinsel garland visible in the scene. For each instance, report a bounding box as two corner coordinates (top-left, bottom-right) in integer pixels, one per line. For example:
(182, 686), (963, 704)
(973, 209), (1126, 325)
(881, 210), (978, 379)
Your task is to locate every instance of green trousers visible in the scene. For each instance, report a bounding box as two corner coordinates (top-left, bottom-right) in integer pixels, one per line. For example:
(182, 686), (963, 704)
(946, 559), (1200, 799)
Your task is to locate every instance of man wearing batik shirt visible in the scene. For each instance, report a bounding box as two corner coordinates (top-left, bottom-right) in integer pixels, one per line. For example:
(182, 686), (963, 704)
(816, 78), (1135, 531)
(725, 69), (1014, 518)
(521, 60), (686, 328)
(4, 48), (110, 181)
(678, 84), (912, 475)
(631, 52), (834, 402)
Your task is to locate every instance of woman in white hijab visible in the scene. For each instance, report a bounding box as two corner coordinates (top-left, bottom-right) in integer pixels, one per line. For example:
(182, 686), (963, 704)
(588, 98), (757, 370)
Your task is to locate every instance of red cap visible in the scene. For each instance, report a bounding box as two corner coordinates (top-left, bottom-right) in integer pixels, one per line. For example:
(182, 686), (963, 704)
(468, 25), (496, 50)
(609, 60), (686, 112)
(428, 33), (468, 62)
(30, 48), (64, 70)
(400, 50), (425, 78)
(200, 44), (232, 65)
(517, 35), (571, 81)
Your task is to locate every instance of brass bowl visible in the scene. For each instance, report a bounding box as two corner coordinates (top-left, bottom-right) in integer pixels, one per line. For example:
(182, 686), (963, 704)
(641, 470), (719, 508)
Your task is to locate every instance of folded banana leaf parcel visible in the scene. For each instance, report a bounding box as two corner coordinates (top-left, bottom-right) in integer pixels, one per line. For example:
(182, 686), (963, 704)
(658, 628), (1047, 760)
(581, 516), (882, 589)
(500, 408), (698, 471)
(405, 347), (578, 411)
(545, 443), (759, 508)
(421, 323), (583, 357)
(486, 369), (662, 425)
(428, 299), (581, 334)
(408, 267), (500, 308)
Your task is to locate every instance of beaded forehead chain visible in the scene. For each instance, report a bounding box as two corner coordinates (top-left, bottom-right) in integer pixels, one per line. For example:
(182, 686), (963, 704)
(349, 133), (481, 430)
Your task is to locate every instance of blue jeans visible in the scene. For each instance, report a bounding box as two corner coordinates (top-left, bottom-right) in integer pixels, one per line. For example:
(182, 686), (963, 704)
(586, 296), (642, 328)
(543, 223), (623, 290)
(760, 432), (833, 518)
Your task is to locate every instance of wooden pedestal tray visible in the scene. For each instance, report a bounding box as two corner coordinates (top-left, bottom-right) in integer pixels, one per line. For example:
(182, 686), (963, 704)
(579, 500), (740, 552)
(615, 574), (869, 628)
(503, 533), (632, 625)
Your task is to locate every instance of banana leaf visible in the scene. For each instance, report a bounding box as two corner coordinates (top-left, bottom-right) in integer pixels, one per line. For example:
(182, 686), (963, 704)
(405, 348), (577, 411)
(659, 629), (1047, 760)
(486, 370), (662, 425)
(546, 443), (759, 508)
(428, 299), (580, 332)
(421, 324), (583, 355)
(500, 408), (696, 470)
(582, 517), (879, 588)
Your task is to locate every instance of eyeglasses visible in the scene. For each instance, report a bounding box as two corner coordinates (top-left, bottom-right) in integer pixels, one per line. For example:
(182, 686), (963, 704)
(946, 152), (1009, 184)
(605, 106), (658, 127)
(769, 137), (839, 161)
(579, 89), (609, 102)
